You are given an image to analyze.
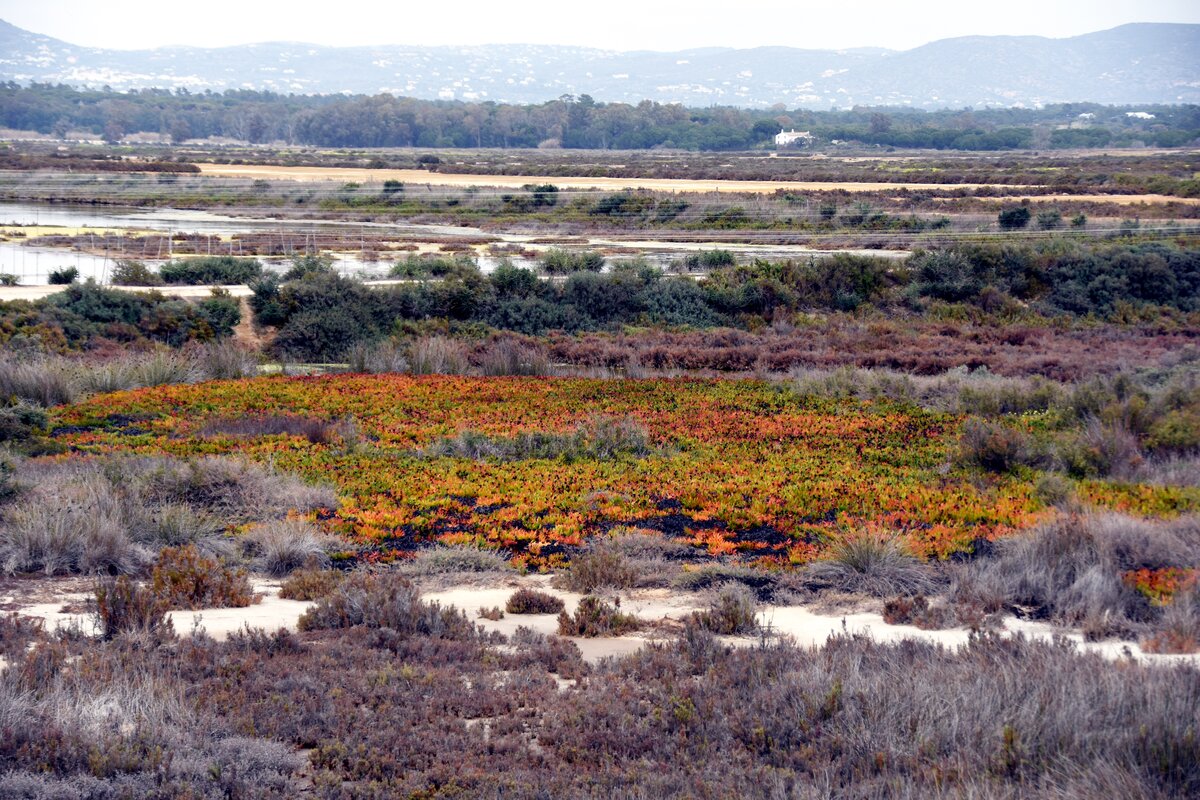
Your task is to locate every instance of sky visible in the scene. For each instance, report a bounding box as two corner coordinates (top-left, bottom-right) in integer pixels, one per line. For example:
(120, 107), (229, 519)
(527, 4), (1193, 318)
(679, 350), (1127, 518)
(2, 0), (1198, 52)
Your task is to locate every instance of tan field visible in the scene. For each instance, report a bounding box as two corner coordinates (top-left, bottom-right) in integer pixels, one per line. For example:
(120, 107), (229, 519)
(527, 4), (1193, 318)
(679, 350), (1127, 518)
(196, 163), (1042, 194)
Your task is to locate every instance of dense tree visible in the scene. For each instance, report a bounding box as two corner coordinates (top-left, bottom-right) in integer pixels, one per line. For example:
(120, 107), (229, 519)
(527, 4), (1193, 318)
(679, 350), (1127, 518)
(1, 84), (1194, 152)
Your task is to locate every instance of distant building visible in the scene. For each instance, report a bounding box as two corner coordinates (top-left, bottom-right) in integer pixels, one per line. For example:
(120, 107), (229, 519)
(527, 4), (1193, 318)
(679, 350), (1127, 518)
(1126, 111), (1156, 120)
(775, 129), (813, 147)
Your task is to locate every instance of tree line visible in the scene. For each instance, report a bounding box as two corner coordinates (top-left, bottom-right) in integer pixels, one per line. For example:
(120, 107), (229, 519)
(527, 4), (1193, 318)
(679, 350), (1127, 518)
(1, 83), (1196, 151)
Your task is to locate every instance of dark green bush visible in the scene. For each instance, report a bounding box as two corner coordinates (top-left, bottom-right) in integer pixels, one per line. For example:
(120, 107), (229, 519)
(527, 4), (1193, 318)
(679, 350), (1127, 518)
(159, 256), (263, 285)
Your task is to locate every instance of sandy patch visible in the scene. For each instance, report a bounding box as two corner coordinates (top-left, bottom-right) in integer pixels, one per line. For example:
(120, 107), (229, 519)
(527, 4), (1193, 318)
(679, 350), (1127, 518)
(9, 578), (313, 641)
(169, 581), (313, 640)
(196, 164), (1040, 195)
(423, 577), (701, 664)
(422, 578), (1198, 667)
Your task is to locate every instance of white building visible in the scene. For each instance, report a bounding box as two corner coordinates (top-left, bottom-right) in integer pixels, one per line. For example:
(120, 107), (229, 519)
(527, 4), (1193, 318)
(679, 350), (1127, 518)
(775, 129), (813, 147)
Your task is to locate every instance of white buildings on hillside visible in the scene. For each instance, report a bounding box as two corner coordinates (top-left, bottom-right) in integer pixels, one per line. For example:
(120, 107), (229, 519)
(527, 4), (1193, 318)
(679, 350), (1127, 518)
(775, 129), (813, 147)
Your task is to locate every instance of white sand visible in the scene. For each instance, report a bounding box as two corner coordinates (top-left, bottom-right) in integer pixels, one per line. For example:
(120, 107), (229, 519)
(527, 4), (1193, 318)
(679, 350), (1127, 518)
(12, 580), (313, 641)
(425, 578), (1200, 667)
(7, 573), (1196, 666)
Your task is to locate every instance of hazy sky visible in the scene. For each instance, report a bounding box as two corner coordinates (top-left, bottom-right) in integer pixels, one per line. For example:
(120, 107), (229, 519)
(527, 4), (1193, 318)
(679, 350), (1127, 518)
(3, 0), (1198, 51)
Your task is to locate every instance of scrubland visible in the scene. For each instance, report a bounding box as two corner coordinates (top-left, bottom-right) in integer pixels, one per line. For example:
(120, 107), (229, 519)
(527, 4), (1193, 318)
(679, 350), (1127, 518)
(0, 144), (1197, 797)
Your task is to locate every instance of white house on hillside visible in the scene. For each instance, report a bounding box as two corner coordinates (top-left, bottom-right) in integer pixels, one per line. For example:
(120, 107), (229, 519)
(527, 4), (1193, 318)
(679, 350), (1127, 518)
(775, 129), (813, 146)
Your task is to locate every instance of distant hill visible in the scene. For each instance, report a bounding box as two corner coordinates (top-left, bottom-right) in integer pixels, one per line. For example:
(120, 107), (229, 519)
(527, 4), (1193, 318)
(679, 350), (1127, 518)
(0, 20), (1196, 108)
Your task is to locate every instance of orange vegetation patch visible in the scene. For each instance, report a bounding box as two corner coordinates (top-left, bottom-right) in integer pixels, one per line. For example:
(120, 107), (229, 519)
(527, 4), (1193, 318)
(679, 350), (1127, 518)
(52, 375), (1193, 568)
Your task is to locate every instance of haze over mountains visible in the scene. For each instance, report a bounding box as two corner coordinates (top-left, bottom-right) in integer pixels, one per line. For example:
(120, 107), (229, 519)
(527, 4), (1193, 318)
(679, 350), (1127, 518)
(1, 20), (1197, 109)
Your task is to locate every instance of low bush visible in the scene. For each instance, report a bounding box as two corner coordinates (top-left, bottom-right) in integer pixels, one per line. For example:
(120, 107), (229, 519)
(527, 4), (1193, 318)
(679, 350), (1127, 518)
(478, 605), (504, 620)
(557, 595), (640, 637)
(110, 259), (163, 286)
(1059, 418), (1145, 480)
(540, 248), (605, 275)
(956, 418), (1038, 474)
(881, 594), (960, 630)
(951, 513), (1200, 638)
(506, 587), (565, 614)
(687, 584), (759, 634)
(1142, 590), (1200, 654)
(150, 544), (258, 610)
(557, 545), (642, 593)
(158, 256), (263, 285)
(278, 564), (345, 600)
(673, 563), (782, 600)
(94, 575), (173, 641)
(48, 266), (78, 285)
(298, 570), (475, 637)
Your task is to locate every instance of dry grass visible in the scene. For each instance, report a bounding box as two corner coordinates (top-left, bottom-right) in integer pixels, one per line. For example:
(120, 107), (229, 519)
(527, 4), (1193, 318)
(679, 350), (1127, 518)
(804, 532), (938, 597)
(951, 513), (1200, 639)
(246, 519), (331, 576)
(0, 456), (337, 577)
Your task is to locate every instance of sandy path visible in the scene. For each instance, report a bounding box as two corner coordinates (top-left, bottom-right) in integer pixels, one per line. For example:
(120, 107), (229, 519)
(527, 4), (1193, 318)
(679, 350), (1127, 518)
(196, 163), (1040, 195)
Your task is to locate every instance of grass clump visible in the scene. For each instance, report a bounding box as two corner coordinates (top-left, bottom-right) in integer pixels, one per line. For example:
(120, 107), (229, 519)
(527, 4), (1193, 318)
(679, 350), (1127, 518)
(557, 595), (640, 637)
(506, 587), (565, 614)
(150, 544), (258, 610)
(805, 533), (937, 598)
(422, 415), (651, 463)
(246, 519), (331, 576)
(401, 545), (513, 577)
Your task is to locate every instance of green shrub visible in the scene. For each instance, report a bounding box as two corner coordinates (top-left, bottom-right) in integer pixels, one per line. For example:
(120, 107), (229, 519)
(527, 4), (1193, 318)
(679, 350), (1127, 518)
(110, 260), (163, 286)
(48, 266), (78, 285)
(540, 248), (605, 275)
(159, 256), (262, 285)
(997, 206), (1031, 230)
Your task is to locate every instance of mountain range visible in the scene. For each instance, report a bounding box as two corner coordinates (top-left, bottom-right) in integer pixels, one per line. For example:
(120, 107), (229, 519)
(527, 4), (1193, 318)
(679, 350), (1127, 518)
(1, 20), (1197, 109)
